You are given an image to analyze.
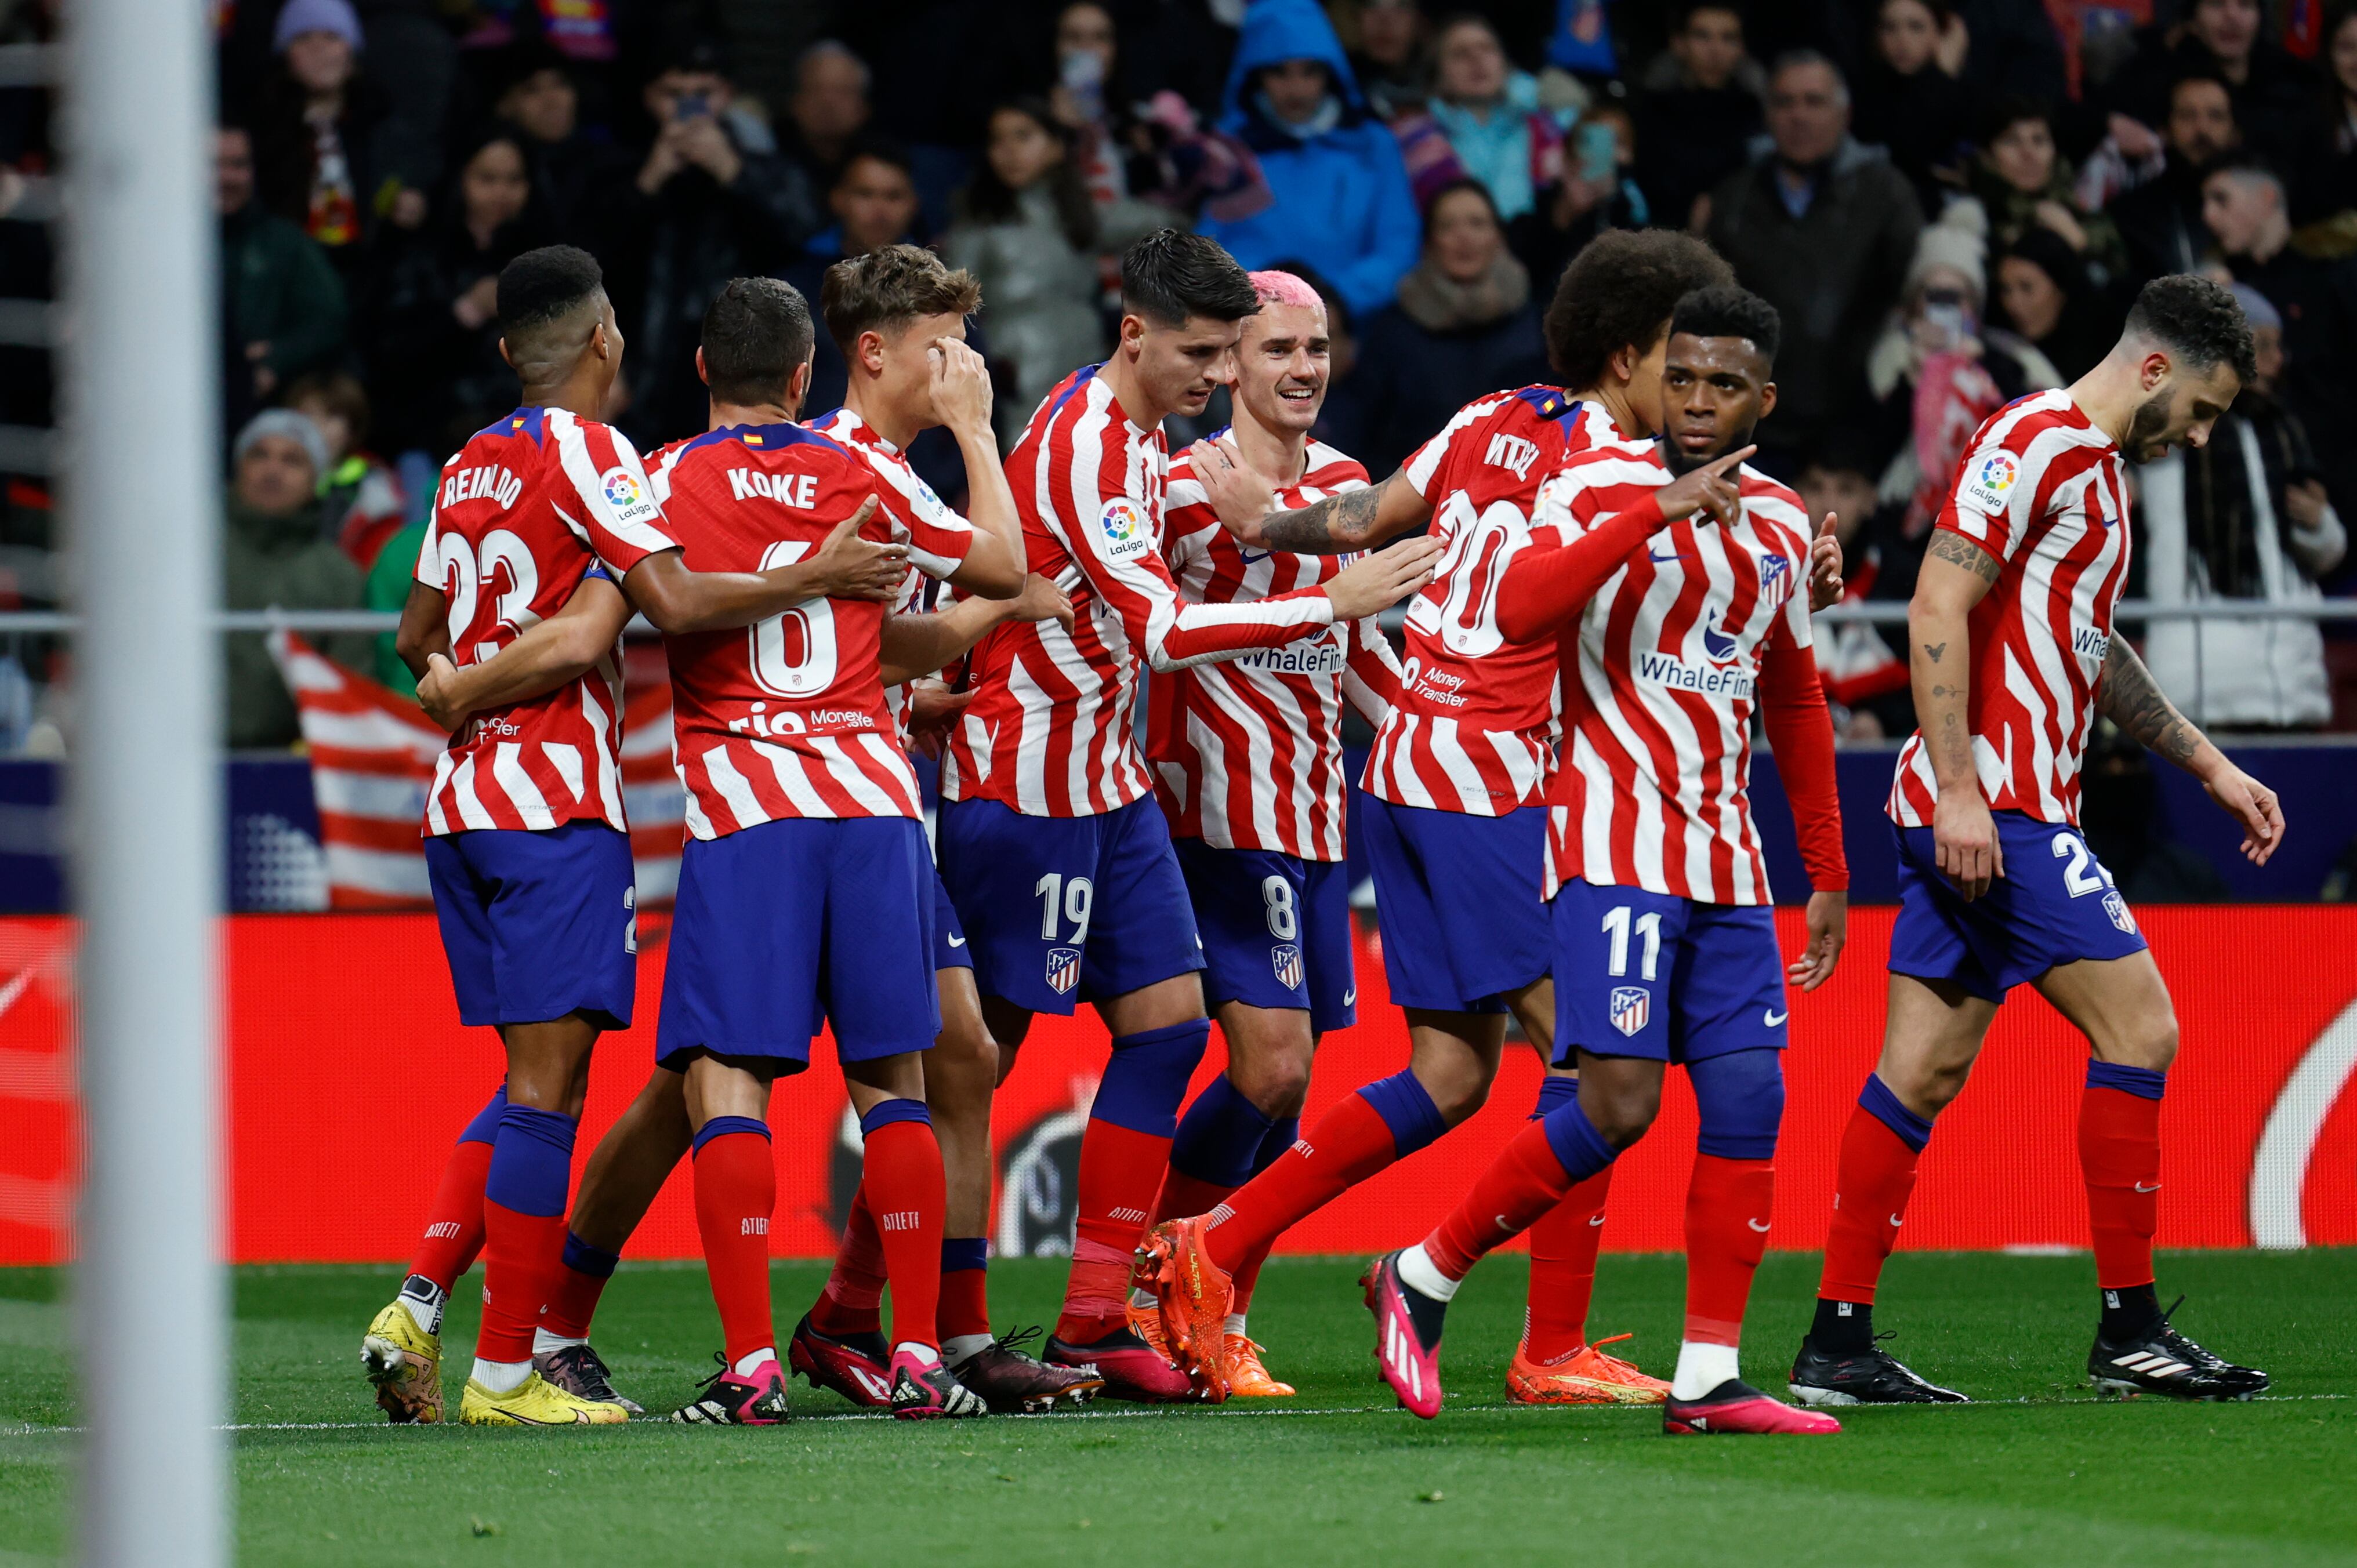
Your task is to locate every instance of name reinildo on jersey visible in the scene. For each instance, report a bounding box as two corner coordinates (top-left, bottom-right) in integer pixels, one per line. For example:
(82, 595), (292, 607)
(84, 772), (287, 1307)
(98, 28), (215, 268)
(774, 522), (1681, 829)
(440, 464), (524, 510)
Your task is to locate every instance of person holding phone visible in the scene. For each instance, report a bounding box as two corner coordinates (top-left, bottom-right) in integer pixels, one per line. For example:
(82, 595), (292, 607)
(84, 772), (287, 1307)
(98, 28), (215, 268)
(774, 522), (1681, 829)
(1508, 103), (1650, 292)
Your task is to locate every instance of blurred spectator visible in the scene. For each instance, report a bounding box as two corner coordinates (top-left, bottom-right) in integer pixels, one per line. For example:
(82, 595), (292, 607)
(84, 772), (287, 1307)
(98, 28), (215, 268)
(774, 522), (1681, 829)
(283, 371), (406, 569)
(364, 511), (428, 693)
(492, 49), (634, 256)
(615, 41), (817, 446)
(2141, 285), (2346, 729)
(1851, 0), (1974, 218)
(364, 129), (547, 459)
(249, 0), (400, 280)
(2294, 0), (2357, 228)
(1704, 51), (1922, 474)
(1347, 177), (1548, 476)
(2108, 0), (2313, 175)
(1198, 0), (1420, 321)
(1965, 98), (2128, 291)
(945, 100), (1165, 449)
(2107, 72), (2238, 284)
(1350, 0), (1430, 122)
(2079, 726), (2233, 901)
(1862, 208), (2060, 517)
(1508, 100), (1648, 292)
(1050, 2), (1129, 202)
(1045, 1), (1272, 219)
(1424, 15), (1564, 223)
(786, 143), (924, 420)
(1945, 0), (2069, 106)
(1631, 2), (1760, 233)
(2202, 159), (2357, 527)
(1993, 226), (2116, 380)
(222, 410), (370, 749)
(1798, 451), (1924, 741)
(217, 125), (347, 420)
(778, 41), (872, 206)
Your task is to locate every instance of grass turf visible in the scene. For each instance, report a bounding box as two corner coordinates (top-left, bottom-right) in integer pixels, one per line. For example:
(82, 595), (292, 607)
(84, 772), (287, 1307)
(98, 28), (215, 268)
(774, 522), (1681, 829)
(0, 1251), (2350, 1566)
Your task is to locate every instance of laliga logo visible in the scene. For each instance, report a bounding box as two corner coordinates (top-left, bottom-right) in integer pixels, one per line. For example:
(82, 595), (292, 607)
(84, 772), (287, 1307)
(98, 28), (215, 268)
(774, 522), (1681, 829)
(1977, 451), (2018, 493)
(601, 467), (646, 510)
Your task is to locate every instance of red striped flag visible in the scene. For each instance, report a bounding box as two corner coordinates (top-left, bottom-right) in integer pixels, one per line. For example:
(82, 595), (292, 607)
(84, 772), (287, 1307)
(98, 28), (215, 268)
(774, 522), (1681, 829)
(267, 631), (683, 908)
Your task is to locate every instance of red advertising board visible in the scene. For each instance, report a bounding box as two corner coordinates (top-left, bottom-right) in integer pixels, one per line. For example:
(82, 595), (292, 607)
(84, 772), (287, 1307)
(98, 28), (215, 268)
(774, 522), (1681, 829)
(1, 908), (2352, 1266)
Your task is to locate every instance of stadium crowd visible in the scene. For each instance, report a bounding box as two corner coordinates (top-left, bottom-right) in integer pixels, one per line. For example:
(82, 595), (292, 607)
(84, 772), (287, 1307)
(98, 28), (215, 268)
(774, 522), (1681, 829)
(1, 0), (2355, 752)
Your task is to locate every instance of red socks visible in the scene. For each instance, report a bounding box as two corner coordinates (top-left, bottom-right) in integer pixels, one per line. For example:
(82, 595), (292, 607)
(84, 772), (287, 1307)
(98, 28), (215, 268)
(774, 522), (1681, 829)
(1149, 1168), (1239, 1232)
(1683, 1155), (1774, 1345)
(478, 1204), (564, 1363)
(1204, 1092), (1401, 1275)
(1523, 1167), (1612, 1361)
(409, 1135), (492, 1294)
(1818, 1089), (1928, 1305)
(860, 1108), (946, 1351)
(812, 1187), (886, 1338)
(1423, 1119), (1577, 1281)
(1057, 1120), (1169, 1341)
(691, 1119), (776, 1365)
(2080, 1080), (2162, 1289)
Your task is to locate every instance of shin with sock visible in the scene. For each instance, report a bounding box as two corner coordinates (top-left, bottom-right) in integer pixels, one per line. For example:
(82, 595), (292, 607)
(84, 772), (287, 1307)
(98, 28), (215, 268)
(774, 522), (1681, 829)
(1521, 1076), (1611, 1361)
(1814, 1073), (1932, 1349)
(1204, 1072), (1444, 1275)
(1422, 1097), (1618, 1283)
(859, 1099), (946, 1352)
(477, 1102), (578, 1381)
(2080, 1061), (2164, 1333)
(1059, 1020), (1209, 1342)
(690, 1116), (777, 1367)
(408, 1087), (505, 1311)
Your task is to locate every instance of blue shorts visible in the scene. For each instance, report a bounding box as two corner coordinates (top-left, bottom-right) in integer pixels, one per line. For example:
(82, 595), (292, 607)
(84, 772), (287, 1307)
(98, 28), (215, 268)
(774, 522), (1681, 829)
(425, 821), (637, 1030)
(933, 867), (972, 972)
(1174, 839), (1357, 1035)
(1890, 811), (2148, 1003)
(1359, 796), (1550, 1014)
(1550, 878), (1787, 1066)
(656, 816), (940, 1072)
(935, 794), (1204, 1015)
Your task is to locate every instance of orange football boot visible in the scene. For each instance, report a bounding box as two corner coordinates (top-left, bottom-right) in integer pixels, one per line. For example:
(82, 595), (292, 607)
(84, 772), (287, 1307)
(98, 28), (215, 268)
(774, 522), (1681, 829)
(1127, 1299), (1173, 1364)
(1222, 1335), (1295, 1398)
(1505, 1333), (1671, 1405)
(1134, 1217), (1235, 1402)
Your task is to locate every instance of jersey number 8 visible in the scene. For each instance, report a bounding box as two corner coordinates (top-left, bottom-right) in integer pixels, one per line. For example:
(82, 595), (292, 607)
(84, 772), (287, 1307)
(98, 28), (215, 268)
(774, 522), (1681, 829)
(749, 539), (840, 698)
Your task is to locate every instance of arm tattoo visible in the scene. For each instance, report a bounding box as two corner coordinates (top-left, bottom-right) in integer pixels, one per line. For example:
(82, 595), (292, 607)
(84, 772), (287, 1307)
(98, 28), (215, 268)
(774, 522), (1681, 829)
(1924, 641), (1946, 663)
(2098, 637), (2203, 768)
(1261, 479), (1385, 555)
(1926, 530), (2002, 583)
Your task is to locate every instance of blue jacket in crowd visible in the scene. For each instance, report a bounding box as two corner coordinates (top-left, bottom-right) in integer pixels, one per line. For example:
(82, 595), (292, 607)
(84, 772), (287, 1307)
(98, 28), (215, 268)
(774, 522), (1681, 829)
(1200, 0), (1420, 320)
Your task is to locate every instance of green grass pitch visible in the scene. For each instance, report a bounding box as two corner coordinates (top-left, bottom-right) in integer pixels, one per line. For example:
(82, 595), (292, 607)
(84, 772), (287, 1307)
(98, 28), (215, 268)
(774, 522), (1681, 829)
(1, 1251), (2351, 1566)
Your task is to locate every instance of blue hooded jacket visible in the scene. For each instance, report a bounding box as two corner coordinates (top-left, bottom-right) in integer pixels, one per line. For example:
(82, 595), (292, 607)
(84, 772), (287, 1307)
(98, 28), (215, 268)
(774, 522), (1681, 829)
(1199, 0), (1420, 320)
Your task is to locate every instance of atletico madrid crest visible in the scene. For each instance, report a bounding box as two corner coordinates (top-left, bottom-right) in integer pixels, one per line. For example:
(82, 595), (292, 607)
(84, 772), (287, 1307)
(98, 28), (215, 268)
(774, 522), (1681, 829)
(1045, 946), (1082, 996)
(1271, 943), (1303, 991)
(1609, 985), (1651, 1039)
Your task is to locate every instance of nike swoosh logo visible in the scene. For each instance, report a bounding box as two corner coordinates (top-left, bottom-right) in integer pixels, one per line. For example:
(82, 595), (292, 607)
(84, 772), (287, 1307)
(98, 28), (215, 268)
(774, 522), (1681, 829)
(1649, 549), (1687, 562)
(1888, 1215), (1904, 1228)
(2134, 1182), (2160, 1193)
(1238, 548), (1271, 564)
(1343, 989), (1356, 1006)
(946, 934), (967, 947)
(1747, 1218), (1771, 1233)
(1763, 1009), (1787, 1026)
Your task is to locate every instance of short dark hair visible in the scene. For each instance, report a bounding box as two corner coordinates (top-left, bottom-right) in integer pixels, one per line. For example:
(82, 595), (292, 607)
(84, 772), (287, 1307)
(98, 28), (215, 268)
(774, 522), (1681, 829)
(1979, 93), (2053, 148)
(1670, 284), (1781, 365)
(820, 244), (983, 355)
(1420, 176), (1501, 244)
(2126, 273), (2258, 385)
(2169, 70), (2235, 114)
(701, 277), (817, 403)
(1121, 229), (1259, 327)
(1671, 2), (1745, 34)
(835, 137), (915, 190)
(496, 245), (604, 340)
(1544, 229), (1735, 389)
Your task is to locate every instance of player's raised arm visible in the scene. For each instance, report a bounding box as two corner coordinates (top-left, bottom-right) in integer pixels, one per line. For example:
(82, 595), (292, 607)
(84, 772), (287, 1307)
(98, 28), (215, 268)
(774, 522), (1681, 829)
(924, 336), (1024, 599)
(2097, 637), (2284, 863)
(1493, 448), (1749, 643)
(619, 497), (907, 634)
(878, 573), (1073, 687)
(1910, 529), (2005, 899)
(415, 569), (634, 731)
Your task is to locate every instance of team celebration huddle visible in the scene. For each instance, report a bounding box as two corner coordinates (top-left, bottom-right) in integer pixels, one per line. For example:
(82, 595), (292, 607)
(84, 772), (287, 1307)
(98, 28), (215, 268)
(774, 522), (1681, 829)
(357, 215), (2289, 1435)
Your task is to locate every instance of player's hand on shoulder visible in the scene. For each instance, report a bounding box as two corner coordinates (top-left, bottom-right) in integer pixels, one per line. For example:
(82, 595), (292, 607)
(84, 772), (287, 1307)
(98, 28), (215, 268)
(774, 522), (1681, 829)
(1323, 535), (1442, 620)
(1657, 446), (1752, 528)
(415, 652), (471, 732)
(1009, 572), (1075, 633)
(2200, 760), (2286, 866)
(809, 495), (909, 601)
(927, 337), (995, 434)
(1787, 889), (1848, 991)
(1932, 787), (2003, 900)
(1808, 512), (1844, 612)
(1188, 435), (1276, 539)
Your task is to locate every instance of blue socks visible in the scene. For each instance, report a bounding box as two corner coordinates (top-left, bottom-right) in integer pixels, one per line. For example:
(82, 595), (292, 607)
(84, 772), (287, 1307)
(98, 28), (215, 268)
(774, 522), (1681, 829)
(1091, 1019), (1212, 1138)
(1858, 1072), (1935, 1154)
(1689, 1048), (1786, 1161)
(1170, 1073), (1279, 1187)
(1358, 1070), (1448, 1159)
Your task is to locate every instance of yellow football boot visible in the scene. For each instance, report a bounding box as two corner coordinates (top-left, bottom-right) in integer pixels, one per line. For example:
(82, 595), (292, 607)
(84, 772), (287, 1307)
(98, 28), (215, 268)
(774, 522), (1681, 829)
(459, 1370), (630, 1426)
(361, 1297), (444, 1424)
(1222, 1334), (1296, 1398)
(1504, 1333), (1671, 1406)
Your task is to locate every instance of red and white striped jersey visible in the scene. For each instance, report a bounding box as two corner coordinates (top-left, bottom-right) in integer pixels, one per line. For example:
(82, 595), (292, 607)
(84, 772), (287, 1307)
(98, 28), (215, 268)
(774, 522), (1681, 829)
(1533, 447), (1816, 904)
(1364, 390), (1633, 815)
(652, 420), (973, 836)
(940, 366), (1338, 817)
(414, 405), (679, 837)
(806, 406), (969, 744)
(1150, 437), (1404, 860)
(1888, 390), (2132, 828)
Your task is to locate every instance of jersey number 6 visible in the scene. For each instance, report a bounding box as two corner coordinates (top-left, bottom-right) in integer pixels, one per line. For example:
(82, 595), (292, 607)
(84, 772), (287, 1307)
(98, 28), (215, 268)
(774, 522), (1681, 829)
(749, 539), (840, 698)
